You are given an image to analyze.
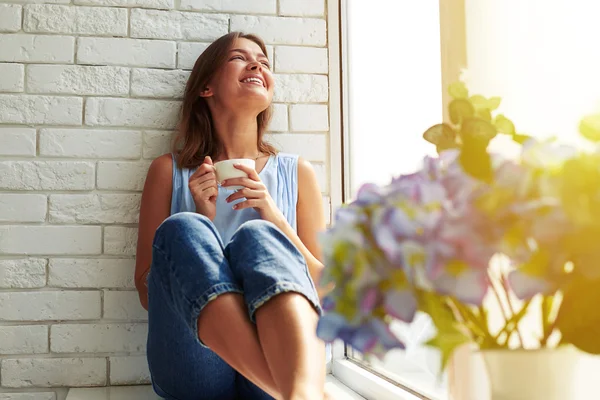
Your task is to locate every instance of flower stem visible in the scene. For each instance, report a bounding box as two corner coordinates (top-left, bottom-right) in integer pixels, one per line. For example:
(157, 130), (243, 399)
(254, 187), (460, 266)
(499, 274), (525, 347)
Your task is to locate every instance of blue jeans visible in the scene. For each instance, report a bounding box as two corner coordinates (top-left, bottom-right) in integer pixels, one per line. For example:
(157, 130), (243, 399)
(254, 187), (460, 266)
(146, 212), (323, 400)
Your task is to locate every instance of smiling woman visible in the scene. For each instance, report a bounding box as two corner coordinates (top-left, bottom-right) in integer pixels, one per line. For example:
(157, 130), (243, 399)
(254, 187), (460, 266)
(134, 32), (331, 400)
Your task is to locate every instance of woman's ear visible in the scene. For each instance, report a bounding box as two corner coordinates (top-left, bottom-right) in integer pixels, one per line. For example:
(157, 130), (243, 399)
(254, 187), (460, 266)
(199, 86), (213, 98)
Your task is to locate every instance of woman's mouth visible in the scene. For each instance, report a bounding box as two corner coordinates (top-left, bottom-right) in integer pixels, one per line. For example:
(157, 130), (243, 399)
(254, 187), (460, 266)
(240, 77), (265, 87)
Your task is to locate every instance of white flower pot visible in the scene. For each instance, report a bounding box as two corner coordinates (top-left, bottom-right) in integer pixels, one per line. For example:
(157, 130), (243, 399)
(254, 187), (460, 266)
(482, 347), (580, 400)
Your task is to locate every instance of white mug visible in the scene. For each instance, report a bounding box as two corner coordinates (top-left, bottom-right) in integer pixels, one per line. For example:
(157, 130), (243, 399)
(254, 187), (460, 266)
(214, 158), (256, 190)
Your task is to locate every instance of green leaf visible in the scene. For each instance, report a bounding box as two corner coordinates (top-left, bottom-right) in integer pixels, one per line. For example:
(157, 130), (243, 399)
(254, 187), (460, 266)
(449, 99), (475, 124)
(469, 95), (488, 109)
(579, 114), (600, 142)
(494, 114), (516, 135)
(420, 292), (470, 370)
(422, 123), (458, 151)
(476, 107), (492, 122)
(512, 133), (532, 144)
(448, 81), (469, 99)
(461, 117), (497, 144)
(556, 277), (600, 354)
(459, 142), (493, 182)
(488, 96), (502, 110)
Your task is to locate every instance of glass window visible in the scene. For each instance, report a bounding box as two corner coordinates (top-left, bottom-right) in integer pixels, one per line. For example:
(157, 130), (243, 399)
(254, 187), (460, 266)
(342, 1), (447, 398)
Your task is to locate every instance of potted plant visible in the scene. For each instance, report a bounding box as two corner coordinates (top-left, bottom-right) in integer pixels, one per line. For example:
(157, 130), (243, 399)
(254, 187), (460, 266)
(316, 82), (600, 400)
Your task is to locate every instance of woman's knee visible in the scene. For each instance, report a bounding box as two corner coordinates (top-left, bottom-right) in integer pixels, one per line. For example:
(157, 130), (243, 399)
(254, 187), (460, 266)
(154, 212), (215, 244)
(232, 219), (279, 242)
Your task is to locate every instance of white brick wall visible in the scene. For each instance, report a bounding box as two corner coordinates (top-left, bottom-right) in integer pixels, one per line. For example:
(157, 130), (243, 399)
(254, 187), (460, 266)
(0, 0), (330, 396)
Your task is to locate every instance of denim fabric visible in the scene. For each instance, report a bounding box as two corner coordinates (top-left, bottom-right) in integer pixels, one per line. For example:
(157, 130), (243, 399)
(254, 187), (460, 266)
(146, 212), (322, 400)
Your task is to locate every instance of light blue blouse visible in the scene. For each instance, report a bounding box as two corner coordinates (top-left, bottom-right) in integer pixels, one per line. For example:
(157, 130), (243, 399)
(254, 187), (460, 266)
(170, 153), (299, 243)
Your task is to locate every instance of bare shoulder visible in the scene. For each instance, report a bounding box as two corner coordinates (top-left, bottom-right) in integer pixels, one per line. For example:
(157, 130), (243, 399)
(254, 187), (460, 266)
(296, 156), (321, 202)
(297, 156), (317, 183)
(146, 153), (173, 184)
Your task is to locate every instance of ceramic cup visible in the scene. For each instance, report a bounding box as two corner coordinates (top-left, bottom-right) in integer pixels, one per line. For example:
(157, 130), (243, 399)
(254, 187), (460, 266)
(214, 158), (256, 190)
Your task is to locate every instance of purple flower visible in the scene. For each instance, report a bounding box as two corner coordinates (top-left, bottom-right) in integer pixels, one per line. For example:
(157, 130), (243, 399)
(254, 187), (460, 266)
(316, 312), (405, 356)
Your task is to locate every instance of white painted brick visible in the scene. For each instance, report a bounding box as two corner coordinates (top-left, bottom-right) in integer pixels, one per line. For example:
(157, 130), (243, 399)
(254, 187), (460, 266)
(131, 9), (227, 41)
(279, 0), (325, 17)
(74, 0), (174, 9)
(0, 34), (74, 63)
(131, 69), (190, 99)
(290, 104), (329, 131)
(48, 258), (135, 289)
(0, 226), (101, 255)
(181, 0), (275, 13)
(0, 194), (46, 222)
(109, 356), (151, 385)
(0, 161), (95, 190)
(103, 290), (147, 320)
(85, 98), (180, 129)
(24, 5), (127, 36)
(0, 95), (82, 125)
(268, 133), (326, 162)
(177, 42), (209, 70)
(0, 325), (48, 354)
(27, 65), (129, 96)
(143, 130), (173, 159)
(0, 4), (22, 33)
(0, 63), (24, 92)
(51, 323), (147, 353)
(104, 227), (138, 256)
(77, 37), (175, 68)
(0, 127), (36, 156)
(312, 162), (327, 193)
(1, 358), (106, 387)
(275, 46), (328, 73)
(0, 393), (56, 400)
(0, 291), (101, 321)
(97, 161), (151, 191)
(4, 0), (69, 3)
(230, 15), (326, 46)
(40, 129), (141, 159)
(269, 104), (288, 132)
(49, 194), (140, 224)
(0, 258), (46, 288)
(274, 74), (328, 102)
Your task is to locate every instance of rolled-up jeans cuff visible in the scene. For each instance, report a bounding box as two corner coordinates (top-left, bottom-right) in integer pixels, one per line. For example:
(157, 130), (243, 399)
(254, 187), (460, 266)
(191, 282), (243, 349)
(247, 281), (323, 323)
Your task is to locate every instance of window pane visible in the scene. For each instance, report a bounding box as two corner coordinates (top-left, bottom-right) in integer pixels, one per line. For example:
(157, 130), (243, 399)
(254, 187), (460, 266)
(346, 0), (441, 195)
(344, 1), (446, 398)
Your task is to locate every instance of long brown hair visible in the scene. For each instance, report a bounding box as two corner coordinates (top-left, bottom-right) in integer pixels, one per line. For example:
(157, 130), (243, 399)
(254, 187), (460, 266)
(173, 32), (278, 169)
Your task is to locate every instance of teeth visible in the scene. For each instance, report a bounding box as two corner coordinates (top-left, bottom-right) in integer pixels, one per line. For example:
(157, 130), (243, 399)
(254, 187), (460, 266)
(242, 77), (263, 85)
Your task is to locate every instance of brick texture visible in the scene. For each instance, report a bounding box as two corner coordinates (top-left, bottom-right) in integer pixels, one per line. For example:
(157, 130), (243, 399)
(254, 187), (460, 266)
(0, 0), (331, 396)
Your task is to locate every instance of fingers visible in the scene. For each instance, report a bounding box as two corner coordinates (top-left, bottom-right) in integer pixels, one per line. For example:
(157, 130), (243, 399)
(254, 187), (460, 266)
(226, 188), (262, 203)
(233, 163), (260, 181)
(190, 158), (216, 180)
(221, 177), (261, 189)
(197, 179), (218, 193)
(231, 199), (261, 210)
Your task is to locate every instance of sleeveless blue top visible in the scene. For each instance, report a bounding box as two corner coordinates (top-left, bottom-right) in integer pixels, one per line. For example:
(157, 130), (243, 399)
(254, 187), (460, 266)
(170, 153), (299, 243)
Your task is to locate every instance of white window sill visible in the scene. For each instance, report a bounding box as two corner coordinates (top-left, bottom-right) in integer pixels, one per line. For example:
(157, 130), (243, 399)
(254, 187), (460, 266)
(332, 359), (427, 400)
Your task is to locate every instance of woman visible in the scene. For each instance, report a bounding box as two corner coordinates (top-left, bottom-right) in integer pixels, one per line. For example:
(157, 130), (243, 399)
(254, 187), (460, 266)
(134, 32), (330, 400)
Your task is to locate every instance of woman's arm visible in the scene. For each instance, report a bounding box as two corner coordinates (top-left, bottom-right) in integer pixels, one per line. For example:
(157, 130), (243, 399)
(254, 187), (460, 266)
(134, 154), (173, 310)
(276, 158), (327, 294)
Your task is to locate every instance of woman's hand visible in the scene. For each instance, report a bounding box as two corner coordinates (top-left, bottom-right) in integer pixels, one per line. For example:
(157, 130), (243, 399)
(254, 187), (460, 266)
(222, 163), (286, 227)
(188, 156), (218, 221)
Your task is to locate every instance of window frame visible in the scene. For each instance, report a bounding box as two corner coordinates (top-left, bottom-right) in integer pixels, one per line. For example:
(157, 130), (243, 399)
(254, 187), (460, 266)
(326, 0), (467, 399)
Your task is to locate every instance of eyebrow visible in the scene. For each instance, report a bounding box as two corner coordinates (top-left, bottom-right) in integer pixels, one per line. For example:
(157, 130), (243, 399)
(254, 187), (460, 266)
(229, 48), (268, 59)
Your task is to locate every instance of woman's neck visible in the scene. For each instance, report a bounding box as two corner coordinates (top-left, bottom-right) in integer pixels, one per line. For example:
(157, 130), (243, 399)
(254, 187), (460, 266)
(212, 109), (261, 161)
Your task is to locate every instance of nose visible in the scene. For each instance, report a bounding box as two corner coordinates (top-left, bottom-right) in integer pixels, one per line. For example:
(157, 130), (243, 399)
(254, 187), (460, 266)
(247, 61), (261, 71)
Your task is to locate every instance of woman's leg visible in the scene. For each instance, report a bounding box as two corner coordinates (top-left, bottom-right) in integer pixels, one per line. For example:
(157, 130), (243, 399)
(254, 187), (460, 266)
(147, 212), (280, 399)
(226, 220), (327, 400)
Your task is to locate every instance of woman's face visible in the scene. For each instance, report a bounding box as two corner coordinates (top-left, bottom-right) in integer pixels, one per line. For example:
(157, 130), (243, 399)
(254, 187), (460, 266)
(205, 37), (274, 112)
